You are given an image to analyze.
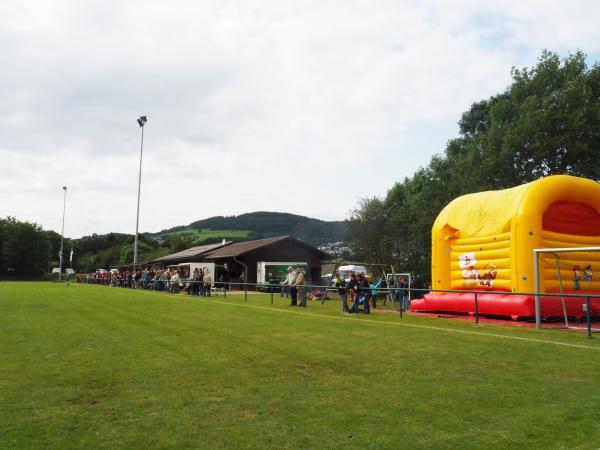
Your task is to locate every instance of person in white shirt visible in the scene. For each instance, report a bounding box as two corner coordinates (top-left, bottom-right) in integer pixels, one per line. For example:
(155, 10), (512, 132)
(280, 266), (294, 298)
(283, 266), (298, 306)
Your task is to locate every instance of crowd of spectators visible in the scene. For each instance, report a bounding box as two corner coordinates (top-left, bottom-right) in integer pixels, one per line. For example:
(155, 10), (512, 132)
(333, 271), (409, 314)
(76, 267), (219, 295)
(76, 266), (410, 312)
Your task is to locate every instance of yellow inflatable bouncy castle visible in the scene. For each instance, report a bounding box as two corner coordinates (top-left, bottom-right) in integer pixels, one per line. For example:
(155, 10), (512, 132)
(410, 175), (600, 319)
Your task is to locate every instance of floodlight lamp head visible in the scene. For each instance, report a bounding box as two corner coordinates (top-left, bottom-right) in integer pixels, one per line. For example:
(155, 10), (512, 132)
(62, 186), (67, 191)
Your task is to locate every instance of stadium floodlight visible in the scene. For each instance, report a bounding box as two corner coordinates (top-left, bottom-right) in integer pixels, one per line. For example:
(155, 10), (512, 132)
(133, 116), (147, 272)
(58, 186), (67, 281)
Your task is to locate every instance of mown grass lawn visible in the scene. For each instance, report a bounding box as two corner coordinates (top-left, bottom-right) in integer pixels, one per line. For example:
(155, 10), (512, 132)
(162, 228), (251, 242)
(1, 282), (600, 449)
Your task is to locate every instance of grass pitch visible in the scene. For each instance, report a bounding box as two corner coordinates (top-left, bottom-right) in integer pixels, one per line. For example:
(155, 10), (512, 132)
(160, 228), (251, 242)
(1, 282), (600, 449)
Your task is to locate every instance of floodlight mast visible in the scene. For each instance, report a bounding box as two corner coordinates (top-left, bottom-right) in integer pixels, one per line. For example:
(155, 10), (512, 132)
(133, 115), (147, 273)
(59, 186), (67, 281)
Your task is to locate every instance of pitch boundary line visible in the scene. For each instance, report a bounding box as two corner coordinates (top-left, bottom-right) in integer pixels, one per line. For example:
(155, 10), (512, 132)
(202, 299), (600, 351)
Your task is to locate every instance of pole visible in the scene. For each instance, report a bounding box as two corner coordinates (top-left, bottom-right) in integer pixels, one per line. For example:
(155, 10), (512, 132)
(399, 288), (403, 318)
(474, 291), (479, 326)
(271, 287), (274, 304)
(390, 264), (397, 308)
(133, 123), (145, 272)
(534, 250), (541, 329)
(586, 296), (592, 338)
(554, 255), (569, 328)
(58, 186), (67, 281)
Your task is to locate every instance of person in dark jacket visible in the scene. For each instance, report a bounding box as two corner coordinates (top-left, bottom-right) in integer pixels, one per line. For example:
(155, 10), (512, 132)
(398, 276), (409, 311)
(357, 273), (372, 314)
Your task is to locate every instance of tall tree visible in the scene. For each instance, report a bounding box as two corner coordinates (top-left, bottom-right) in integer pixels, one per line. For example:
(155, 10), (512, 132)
(348, 50), (600, 287)
(0, 217), (50, 277)
(346, 197), (390, 264)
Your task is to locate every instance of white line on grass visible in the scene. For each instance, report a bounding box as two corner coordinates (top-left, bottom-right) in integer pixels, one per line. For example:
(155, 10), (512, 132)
(202, 299), (600, 352)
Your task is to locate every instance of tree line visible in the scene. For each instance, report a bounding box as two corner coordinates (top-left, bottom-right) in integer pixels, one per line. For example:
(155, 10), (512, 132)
(347, 50), (600, 287)
(0, 211), (347, 277)
(0, 219), (193, 278)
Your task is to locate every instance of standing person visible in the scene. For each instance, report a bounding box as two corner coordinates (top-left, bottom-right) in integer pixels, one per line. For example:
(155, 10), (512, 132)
(394, 275), (402, 305)
(218, 273), (227, 292)
(294, 268), (306, 307)
(203, 271), (213, 297)
(285, 266), (298, 306)
(170, 270), (180, 293)
(190, 268), (200, 295)
(142, 268), (150, 289)
(281, 266), (294, 298)
(198, 268), (205, 291)
(358, 273), (371, 314)
(155, 269), (162, 291)
(334, 271), (348, 312)
(369, 276), (384, 309)
(399, 276), (409, 312)
(347, 272), (360, 313)
(158, 269), (168, 291)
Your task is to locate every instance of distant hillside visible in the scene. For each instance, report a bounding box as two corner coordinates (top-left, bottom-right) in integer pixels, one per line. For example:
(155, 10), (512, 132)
(66, 211), (349, 272)
(150, 211), (349, 246)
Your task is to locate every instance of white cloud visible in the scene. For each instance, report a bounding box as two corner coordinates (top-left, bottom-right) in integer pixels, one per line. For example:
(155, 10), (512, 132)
(1, 0), (599, 236)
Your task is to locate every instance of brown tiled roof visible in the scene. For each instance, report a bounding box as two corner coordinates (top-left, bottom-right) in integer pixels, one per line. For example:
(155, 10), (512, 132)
(202, 236), (290, 258)
(153, 241), (232, 262)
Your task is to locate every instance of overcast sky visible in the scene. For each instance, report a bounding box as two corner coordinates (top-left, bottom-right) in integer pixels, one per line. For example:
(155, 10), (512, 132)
(1, 1), (600, 238)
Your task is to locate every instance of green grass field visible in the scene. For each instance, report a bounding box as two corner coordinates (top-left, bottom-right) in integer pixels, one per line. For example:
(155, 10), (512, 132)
(2, 282), (600, 449)
(161, 228), (251, 242)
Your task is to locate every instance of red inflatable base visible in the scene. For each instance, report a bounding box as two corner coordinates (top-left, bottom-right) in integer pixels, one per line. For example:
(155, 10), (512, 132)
(410, 292), (600, 320)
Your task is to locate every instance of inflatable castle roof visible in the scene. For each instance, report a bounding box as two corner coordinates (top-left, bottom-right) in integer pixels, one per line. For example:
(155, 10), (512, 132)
(434, 175), (600, 239)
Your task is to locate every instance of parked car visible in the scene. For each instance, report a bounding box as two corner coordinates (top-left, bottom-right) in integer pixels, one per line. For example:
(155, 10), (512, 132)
(337, 265), (367, 282)
(52, 268), (75, 275)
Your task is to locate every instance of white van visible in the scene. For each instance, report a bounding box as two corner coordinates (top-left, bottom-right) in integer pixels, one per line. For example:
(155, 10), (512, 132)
(337, 264), (367, 282)
(177, 262), (216, 284)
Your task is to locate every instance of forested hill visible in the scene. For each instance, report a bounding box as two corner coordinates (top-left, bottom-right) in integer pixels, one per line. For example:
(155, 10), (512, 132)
(0, 211), (349, 277)
(150, 211), (349, 246)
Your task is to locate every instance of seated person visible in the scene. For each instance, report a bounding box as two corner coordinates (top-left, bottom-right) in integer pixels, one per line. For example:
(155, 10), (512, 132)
(348, 273), (363, 313)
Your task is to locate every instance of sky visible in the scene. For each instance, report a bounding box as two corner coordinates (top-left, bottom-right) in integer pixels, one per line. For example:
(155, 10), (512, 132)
(1, 1), (600, 238)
